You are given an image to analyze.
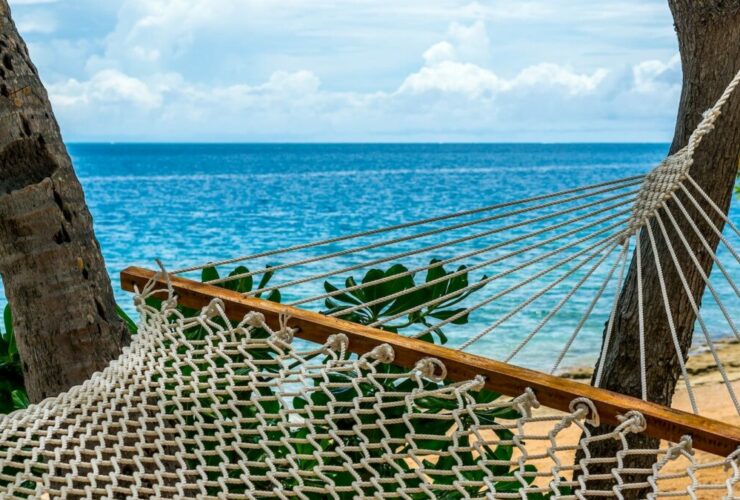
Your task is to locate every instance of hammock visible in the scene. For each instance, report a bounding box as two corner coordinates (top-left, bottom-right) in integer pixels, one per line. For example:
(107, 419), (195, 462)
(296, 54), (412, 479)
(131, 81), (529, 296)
(0, 70), (739, 498)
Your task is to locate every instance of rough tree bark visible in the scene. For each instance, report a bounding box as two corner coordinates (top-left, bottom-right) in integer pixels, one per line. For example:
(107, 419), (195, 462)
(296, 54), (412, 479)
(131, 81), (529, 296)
(0, 1), (129, 402)
(579, 0), (740, 494)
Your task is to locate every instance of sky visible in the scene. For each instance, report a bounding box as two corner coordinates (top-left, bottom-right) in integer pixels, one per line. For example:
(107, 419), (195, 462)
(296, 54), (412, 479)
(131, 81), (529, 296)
(8, 0), (682, 142)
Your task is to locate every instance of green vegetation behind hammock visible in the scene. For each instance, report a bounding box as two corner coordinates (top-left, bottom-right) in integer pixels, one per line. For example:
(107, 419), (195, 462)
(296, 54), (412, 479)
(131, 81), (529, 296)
(0, 262), (568, 498)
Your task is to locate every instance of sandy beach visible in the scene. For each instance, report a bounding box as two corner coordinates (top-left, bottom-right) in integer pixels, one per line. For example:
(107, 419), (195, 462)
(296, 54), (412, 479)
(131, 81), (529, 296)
(523, 339), (740, 497)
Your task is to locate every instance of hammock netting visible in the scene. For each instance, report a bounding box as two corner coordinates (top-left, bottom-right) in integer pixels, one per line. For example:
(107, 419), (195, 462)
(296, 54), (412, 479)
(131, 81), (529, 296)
(0, 71), (739, 500)
(0, 291), (737, 499)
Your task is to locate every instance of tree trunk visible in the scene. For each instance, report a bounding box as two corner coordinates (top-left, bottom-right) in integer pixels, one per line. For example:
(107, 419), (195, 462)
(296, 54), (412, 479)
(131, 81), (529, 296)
(0, 1), (129, 403)
(578, 1), (740, 495)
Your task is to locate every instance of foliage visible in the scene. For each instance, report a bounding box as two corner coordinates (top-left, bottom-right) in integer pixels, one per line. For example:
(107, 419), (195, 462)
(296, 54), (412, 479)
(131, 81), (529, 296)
(0, 305), (26, 414)
(0, 303), (138, 413)
(202, 265), (281, 302)
(0, 262), (563, 497)
(176, 262), (557, 497)
(143, 265), (281, 341)
(322, 259), (487, 344)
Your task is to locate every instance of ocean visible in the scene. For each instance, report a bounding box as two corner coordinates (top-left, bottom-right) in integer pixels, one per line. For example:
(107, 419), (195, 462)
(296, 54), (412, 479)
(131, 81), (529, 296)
(9, 143), (740, 369)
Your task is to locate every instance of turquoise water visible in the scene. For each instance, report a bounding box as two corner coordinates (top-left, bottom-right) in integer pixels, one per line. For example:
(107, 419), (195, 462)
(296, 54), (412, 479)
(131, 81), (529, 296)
(11, 143), (740, 369)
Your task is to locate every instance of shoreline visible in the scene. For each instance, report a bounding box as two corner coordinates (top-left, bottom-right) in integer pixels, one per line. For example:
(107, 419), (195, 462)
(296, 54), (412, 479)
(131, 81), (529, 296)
(532, 337), (740, 498)
(560, 336), (740, 387)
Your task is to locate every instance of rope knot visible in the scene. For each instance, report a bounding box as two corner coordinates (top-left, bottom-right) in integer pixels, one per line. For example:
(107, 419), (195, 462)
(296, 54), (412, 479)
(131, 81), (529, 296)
(274, 313), (297, 343)
(162, 296), (179, 311)
(243, 311), (266, 329)
(326, 333), (349, 353)
(367, 344), (395, 364)
(414, 358), (447, 382)
(569, 397), (600, 427)
(513, 388), (540, 418)
(701, 107), (719, 125)
(465, 375), (486, 392)
(203, 299), (225, 319)
(617, 410), (647, 435)
(665, 436), (693, 461)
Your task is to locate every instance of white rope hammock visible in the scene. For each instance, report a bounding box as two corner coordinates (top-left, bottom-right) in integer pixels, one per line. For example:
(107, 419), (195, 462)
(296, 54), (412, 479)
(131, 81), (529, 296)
(0, 69), (738, 498)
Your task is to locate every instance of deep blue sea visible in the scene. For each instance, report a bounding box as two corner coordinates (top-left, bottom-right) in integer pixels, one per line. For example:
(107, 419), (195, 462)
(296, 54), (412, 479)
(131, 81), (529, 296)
(8, 144), (740, 369)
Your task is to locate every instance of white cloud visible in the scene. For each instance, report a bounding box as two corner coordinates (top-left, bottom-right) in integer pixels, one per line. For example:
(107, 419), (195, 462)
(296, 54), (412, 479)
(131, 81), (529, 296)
(442, 20), (493, 66)
(24, 0), (680, 142)
(423, 42), (457, 66)
(9, 0), (58, 5)
(47, 46), (679, 142)
(632, 53), (681, 93)
(511, 64), (608, 94)
(399, 29), (607, 99)
(399, 61), (506, 98)
(15, 11), (57, 34)
(50, 69), (163, 109)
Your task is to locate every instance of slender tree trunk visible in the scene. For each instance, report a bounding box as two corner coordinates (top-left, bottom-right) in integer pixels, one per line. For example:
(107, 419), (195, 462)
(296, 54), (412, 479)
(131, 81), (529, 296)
(0, 1), (129, 402)
(577, 1), (740, 495)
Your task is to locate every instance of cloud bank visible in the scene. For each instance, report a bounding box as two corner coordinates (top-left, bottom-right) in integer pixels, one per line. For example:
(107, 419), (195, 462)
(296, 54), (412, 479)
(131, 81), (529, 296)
(12, 0), (681, 141)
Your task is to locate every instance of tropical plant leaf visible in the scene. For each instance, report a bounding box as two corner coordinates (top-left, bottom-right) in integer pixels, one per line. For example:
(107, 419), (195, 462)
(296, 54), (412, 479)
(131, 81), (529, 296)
(201, 266), (220, 283)
(116, 304), (138, 334)
(223, 266), (253, 293)
(11, 389), (29, 410)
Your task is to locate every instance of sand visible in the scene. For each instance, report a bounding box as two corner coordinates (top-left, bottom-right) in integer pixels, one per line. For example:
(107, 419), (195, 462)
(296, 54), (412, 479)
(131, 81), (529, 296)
(520, 338), (740, 498)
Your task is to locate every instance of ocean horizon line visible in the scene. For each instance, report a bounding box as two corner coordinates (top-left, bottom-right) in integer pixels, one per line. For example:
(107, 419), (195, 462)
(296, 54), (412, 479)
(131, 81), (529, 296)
(65, 141), (673, 146)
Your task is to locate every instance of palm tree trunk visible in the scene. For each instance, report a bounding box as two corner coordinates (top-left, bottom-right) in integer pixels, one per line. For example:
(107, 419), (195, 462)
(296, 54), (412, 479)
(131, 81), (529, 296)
(0, 0), (130, 402)
(578, 1), (740, 495)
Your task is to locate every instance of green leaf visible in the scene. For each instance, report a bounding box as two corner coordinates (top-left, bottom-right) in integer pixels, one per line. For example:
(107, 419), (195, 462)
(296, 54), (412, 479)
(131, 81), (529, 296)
(323, 281), (362, 306)
(476, 406), (522, 421)
(0, 334), (8, 358)
(223, 266), (253, 293)
(201, 266), (220, 283)
(5, 307), (17, 360)
(116, 304), (138, 334)
(363, 265), (415, 317)
(425, 259), (450, 298)
(265, 289), (281, 303)
(256, 266), (277, 292)
(4, 305), (13, 342)
(344, 276), (365, 303)
(417, 328), (448, 345)
(414, 395), (459, 411)
(474, 388), (501, 404)
(11, 389), (29, 410)
(428, 308), (469, 325)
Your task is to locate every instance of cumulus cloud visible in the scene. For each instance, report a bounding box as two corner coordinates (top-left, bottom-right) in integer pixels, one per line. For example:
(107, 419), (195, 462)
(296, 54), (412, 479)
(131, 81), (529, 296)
(10, 0), (58, 4)
(15, 11), (56, 34)
(22, 0), (680, 142)
(632, 53), (681, 93)
(399, 61), (506, 98)
(399, 60), (607, 99)
(50, 69), (163, 109)
(398, 22), (607, 101)
(46, 30), (680, 142)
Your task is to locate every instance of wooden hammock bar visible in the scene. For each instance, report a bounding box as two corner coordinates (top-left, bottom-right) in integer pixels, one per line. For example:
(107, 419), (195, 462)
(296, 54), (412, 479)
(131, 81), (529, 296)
(122, 266), (740, 457)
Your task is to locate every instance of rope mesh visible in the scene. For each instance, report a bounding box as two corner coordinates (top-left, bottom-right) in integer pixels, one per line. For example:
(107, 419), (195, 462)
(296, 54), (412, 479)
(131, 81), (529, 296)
(0, 288), (737, 499)
(0, 69), (738, 500)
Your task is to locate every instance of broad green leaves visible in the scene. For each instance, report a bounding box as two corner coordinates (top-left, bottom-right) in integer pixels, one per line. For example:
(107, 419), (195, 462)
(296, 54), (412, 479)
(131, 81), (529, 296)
(203, 265), (282, 303)
(322, 259), (487, 344)
(0, 258), (555, 497)
(116, 304), (138, 334)
(10, 389), (28, 410)
(0, 305), (26, 414)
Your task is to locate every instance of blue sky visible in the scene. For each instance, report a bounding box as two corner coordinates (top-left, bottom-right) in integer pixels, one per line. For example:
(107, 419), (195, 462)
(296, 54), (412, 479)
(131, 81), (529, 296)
(9, 0), (681, 142)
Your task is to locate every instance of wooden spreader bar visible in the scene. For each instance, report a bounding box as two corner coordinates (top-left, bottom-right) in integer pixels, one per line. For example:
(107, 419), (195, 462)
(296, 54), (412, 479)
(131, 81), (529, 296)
(122, 266), (740, 457)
